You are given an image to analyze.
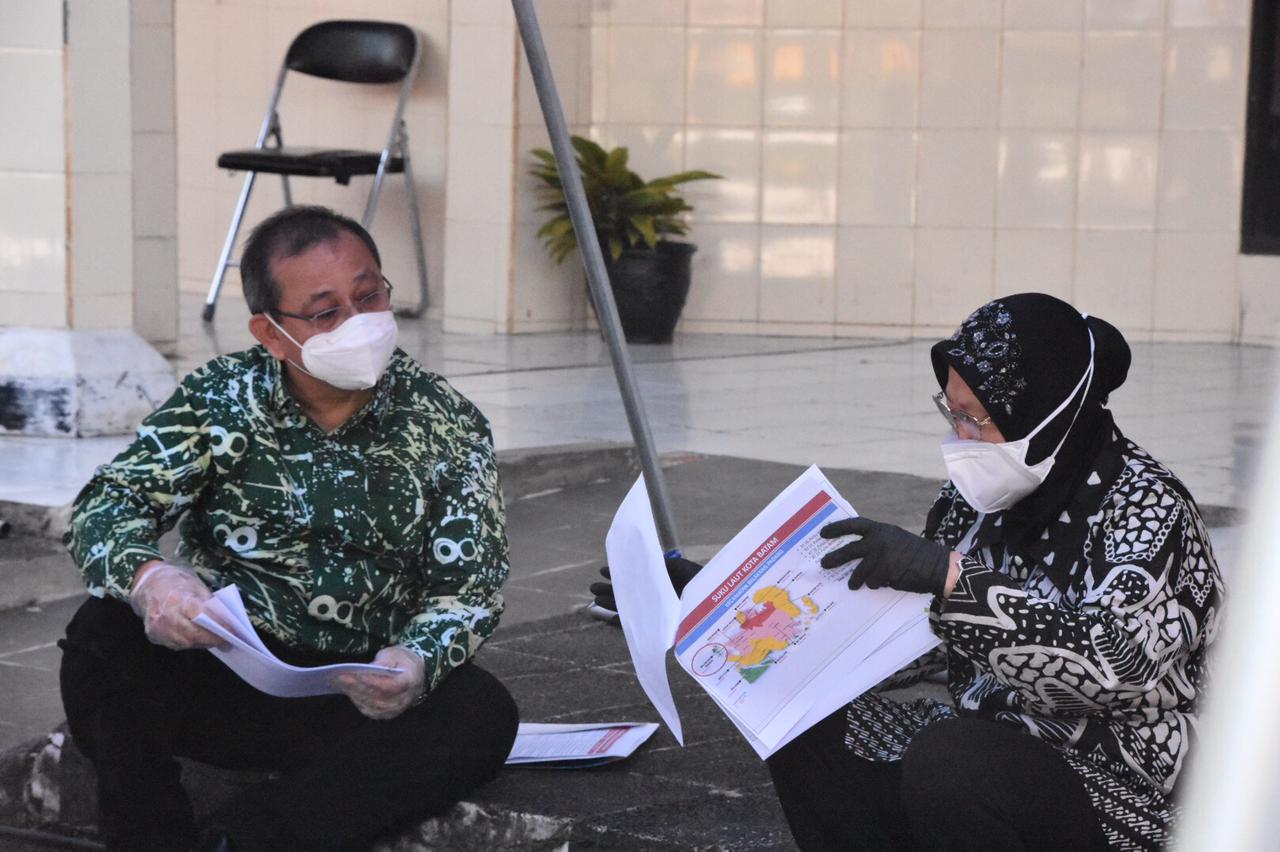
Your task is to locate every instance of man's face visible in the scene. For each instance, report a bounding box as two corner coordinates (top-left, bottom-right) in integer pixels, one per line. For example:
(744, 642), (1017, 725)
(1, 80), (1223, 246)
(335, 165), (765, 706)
(252, 229), (383, 363)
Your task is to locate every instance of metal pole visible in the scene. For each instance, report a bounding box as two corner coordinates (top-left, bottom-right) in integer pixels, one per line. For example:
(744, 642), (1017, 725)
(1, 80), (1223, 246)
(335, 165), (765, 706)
(511, 0), (681, 554)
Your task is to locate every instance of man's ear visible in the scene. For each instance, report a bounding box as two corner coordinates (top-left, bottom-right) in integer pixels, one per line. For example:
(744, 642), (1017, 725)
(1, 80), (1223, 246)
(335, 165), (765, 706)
(249, 314), (290, 362)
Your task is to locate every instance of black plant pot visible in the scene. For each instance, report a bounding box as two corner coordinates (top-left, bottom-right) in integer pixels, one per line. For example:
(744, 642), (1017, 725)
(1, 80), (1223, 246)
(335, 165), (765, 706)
(601, 241), (696, 344)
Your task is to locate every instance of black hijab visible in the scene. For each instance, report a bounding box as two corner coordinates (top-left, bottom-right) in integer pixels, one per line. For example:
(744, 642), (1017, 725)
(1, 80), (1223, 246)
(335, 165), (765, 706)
(930, 293), (1131, 549)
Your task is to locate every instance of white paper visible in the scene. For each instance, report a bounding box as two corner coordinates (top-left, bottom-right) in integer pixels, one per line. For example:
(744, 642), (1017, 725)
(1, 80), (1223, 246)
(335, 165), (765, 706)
(604, 475), (685, 744)
(505, 722), (659, 766)
(194, 585), (400, 699)
(606, 466), (941, 759)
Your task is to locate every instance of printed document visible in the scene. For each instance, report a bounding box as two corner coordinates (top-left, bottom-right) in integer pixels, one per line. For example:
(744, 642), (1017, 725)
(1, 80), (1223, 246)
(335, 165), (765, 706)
(194, 585), (400, 698)
(505, 722), (659, 768)
(605, 466), (940, 758)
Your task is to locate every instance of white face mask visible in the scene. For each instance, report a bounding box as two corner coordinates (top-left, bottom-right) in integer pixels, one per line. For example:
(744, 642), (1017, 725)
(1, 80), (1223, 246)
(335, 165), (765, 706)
(940, 325), (1096, 514)
(266, 310), (398, 391)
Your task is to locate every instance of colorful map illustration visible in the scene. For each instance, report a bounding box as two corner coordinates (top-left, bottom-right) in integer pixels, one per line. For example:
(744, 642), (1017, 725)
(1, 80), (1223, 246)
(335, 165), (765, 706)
(722, 586), (821, 683)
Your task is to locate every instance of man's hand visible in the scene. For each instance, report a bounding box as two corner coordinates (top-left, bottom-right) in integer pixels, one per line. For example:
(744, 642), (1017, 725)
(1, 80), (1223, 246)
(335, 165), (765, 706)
(129, 561), (224, 650)
(819, 516), (955, 597)
(332, 645), (426, 720)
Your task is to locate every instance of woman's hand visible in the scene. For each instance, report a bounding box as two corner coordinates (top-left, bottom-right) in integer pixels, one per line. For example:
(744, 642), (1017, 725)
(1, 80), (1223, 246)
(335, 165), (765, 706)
(819, 516), (955, 598)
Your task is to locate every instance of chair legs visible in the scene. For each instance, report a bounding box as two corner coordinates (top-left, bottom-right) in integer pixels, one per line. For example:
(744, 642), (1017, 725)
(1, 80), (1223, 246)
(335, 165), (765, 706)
(399, 149), (429, 318)
(204, 171), (258, 322)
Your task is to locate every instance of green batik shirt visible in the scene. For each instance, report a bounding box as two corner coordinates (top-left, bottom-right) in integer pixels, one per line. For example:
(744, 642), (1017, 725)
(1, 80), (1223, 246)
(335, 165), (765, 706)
(64, 346), (509, 691)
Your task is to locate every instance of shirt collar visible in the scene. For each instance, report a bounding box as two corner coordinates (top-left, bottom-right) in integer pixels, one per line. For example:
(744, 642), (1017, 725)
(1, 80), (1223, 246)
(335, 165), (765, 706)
(265, 348), (396, 434)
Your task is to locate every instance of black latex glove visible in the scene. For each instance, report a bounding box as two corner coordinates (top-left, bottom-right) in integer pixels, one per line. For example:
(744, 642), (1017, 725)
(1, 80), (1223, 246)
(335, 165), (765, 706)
(589, 556), (704, 623)
(819, 516), (951, 597)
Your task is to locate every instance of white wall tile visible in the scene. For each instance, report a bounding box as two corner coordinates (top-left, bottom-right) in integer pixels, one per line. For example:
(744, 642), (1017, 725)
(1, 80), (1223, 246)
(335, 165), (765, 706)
(763, 30), (841, 127)
(1163, 30), (1249, 130)
(686, 28), (763, 126)
(517, 24), (581, 127)
(1084, 0), (1164, 29)
(1153, 232), (1237, 334)
(761, 130), (838, 224)
(1, 292), (66, 328)
(997, 132), (1077, 228)
(838, 130), (916, 226)
(72, 292), (134, 330)
(1238, 255), (1280, 343)
(844, 0), (921, 27)
(606, 26), (686, 124)
(442, 219), (505, 324)
(994, 229), (1074, 300)
(133, 132), (177, 239)
(1157, 131), (1242, 231)
(0, 0), (63, 49)
(450, 25), (517, 126)
(684, 223), (760, 321)
(924, 0), (1002, 28)
(1073, 230), (1154, 332)
(840, 30), (918, 128)
(443, 122), (514, 225)
(919, 30), (1000, 128)
(835, 226), (914, 325)
(0, 172), (66, 295)
(1001, 32), (1081, 129)
(0, 51), (65, 172)
(688, 0), (764, 26)
(684, 129), (760, 223)
(133, 236), (178, 343)
(1168, 0), (1250, 28)
(759, 224), (835, 322)
(1081, 32), (1163, 130)
(766, 0), (842, 27)
(1076, 133), (1159, 228)
(609, 0), (686, 26)
(450, 0), (515, 26)
(914, 228), (994, 327)
(917, 130), (998, 227)
(71, 172), (132, 298)
(1004, 0), (1084, 29)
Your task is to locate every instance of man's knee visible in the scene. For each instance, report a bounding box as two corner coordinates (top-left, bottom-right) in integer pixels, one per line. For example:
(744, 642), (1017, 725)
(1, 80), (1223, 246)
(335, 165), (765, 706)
(420, 663), (518, 770)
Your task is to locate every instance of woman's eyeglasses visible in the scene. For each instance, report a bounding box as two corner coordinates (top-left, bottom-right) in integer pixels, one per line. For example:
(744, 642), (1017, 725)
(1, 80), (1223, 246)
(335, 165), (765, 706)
(272, 279), (394, 333)
(932, 391), (993, 440)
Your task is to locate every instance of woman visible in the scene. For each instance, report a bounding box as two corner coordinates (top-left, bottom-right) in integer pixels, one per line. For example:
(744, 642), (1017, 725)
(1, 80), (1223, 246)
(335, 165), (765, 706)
(766, 293), (1222, 851)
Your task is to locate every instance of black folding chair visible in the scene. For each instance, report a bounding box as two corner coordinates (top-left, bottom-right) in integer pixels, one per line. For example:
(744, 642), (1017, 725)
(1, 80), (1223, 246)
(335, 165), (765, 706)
(204, 20), (428, 321)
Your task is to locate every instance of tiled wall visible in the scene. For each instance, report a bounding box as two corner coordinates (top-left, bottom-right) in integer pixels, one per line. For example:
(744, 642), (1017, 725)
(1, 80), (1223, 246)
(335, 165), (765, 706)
(0, 0), (177, 343)
(174, 0), (450, 315)
(579, 0), (1278, 343)
(0, 0), (67, 328)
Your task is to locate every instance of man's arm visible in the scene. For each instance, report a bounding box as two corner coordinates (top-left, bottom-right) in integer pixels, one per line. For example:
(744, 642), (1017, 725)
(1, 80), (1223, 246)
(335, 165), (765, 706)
(64, 380), (215, 602)
(336, 400), (509, 719)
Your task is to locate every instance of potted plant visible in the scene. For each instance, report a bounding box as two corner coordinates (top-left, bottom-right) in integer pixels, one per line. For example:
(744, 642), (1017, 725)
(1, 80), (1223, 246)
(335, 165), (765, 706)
(530, 136), (721, 343)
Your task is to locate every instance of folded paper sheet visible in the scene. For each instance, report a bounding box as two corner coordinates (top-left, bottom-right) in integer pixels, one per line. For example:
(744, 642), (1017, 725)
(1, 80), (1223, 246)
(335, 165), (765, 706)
(194, 585), (400, 698)
(505, 722), (660, 768)
(606, 466), (940, 759)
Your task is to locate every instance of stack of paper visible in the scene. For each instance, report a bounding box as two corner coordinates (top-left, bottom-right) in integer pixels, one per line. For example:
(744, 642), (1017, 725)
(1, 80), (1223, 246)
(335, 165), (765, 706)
(606, 465), (940, 758)
(505, 722), (659, 768)
(193, 585), (400, 698)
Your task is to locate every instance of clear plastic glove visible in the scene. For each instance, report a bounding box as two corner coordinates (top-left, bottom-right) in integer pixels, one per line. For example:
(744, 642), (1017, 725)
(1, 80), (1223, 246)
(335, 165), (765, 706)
(129, 561), (224, 651)
(331, 645), (425, 721)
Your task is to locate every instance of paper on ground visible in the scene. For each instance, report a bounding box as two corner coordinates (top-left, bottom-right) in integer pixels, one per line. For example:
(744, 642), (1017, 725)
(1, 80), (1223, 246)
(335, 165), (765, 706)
(606, 465), (940, 758)
(193, 585), (400, 699)
(505, 722), (659, 767)
(604, 474), (684, 745)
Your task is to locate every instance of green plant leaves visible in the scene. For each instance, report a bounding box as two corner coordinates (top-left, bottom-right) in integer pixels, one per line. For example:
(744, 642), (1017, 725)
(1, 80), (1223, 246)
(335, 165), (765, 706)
(528, 135), (722, 265)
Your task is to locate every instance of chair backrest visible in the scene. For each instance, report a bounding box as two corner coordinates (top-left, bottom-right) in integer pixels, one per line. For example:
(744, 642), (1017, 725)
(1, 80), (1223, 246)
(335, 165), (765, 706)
(285, 20), (418, 84)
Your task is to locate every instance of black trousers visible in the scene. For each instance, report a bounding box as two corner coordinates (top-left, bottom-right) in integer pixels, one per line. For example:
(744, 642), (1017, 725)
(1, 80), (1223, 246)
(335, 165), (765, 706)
(59, 596), (519, 852)
(766, 707), (1110, 851)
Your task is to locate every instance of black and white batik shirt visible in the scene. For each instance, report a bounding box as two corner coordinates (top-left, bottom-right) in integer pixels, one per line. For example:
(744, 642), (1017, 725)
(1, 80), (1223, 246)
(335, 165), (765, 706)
(843, 434), (1223, 851)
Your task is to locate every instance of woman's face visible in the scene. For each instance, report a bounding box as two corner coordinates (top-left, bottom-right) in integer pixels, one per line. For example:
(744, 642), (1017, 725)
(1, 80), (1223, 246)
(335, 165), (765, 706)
(944, 367), (1007, 444)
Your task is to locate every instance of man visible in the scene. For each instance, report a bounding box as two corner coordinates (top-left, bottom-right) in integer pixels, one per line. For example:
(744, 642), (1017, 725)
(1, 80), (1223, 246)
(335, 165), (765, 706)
(60, 205), (518, 852)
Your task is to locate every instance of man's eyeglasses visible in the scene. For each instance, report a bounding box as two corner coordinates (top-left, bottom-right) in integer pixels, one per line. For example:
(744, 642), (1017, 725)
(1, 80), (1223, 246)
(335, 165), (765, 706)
(932, 391), (994, 440)
(272, 279), (394, 333)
